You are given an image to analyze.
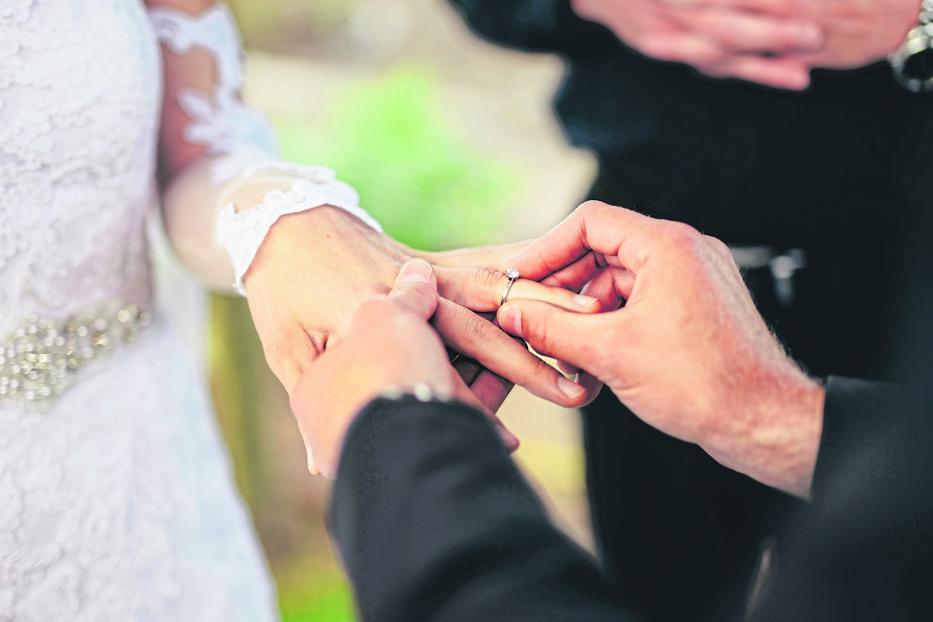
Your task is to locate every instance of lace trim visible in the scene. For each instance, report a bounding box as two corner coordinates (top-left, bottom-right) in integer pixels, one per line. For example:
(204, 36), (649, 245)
(147, 5), (278, 174)
(216, 170), (382, 295)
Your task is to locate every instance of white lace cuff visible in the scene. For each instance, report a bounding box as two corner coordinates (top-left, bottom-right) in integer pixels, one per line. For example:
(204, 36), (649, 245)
(216, 167), (382, 295)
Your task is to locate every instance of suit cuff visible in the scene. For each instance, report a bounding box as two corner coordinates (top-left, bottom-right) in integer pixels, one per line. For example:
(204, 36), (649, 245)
(813, 376), (894, 501)
(328, 396), (496, 542)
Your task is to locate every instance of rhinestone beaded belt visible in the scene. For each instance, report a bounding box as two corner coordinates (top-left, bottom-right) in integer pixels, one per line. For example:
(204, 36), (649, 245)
(0, 304), (152, 406)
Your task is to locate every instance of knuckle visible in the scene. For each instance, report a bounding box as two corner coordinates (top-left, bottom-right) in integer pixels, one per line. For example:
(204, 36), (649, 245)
(698, 58), (730, 78)
(262, 332), (317, 382)
(639, 37), (673, 60)
(576, 200), (604, 217)
(477, 268), (503, 292)
(664, 221), (704, 255)
(694, 48), (725, 67)
(704, 234), (730, 257)
(574, 200), (615, 226)
(461, 310), (493, 343)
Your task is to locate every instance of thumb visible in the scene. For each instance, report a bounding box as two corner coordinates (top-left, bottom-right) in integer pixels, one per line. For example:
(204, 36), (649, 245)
(497, 300), (612, 374)
(389, 259), (439, 320)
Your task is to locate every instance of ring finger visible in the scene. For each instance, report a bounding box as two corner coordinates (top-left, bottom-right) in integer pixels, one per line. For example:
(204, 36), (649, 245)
(435, 267), (601, 313)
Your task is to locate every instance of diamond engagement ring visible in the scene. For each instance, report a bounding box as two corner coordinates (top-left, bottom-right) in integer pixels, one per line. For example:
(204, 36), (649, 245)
(499, 268), (520, 306)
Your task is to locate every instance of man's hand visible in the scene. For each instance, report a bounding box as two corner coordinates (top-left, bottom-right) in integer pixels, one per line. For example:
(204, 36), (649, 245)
(498, 201), (825, 499)
(795, 0), (920, 70)
(574, 0), (922, 90)
(571, 0), (824, 90)
(289, 260), (521, 479)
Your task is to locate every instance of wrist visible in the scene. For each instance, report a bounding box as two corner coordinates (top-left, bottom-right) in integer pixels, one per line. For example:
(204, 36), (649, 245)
(214, 167), (380, 295)
(241, 205), (355, 290)
(701, 368), (825, 499)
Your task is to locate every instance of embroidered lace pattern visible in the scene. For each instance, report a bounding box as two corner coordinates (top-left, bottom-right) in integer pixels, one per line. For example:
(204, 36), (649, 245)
(0, 2), (279, 620)
(147, 4), (279, 171)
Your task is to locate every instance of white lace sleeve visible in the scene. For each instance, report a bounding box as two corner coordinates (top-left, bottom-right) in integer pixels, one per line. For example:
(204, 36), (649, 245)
(216, 164), (383, 295)
(148, 4), (278, 175)
(147, 3), (381, 295)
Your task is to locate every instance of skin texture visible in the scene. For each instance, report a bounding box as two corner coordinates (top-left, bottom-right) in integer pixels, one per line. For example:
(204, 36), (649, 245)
(289, 260), (519, 478)
(497, 201), (825, 499)
(573, 0), (921, 89)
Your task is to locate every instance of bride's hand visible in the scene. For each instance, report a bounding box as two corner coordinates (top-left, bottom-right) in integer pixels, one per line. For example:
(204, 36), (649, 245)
(290, 260), (520, 478)
(243, 207), (600, 407)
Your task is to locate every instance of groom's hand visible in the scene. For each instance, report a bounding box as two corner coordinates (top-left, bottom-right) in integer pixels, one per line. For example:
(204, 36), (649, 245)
(498, 201), (825, 498)
(289, 259), (520, 478)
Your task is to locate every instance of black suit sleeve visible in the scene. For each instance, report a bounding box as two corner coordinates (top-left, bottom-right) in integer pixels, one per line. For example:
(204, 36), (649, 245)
(446, 0), (617, 57)
(748, 376), (933, 621)
(812, 376), (898, 502)
(328, 396), (636, 622)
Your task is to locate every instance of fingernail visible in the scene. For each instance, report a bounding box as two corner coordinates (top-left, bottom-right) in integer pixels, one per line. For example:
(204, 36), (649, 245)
(398, 259), (433, 284)
(574, 294), (598, 308)
(557, 376), (586, 400)
(500, 307), (523, 338)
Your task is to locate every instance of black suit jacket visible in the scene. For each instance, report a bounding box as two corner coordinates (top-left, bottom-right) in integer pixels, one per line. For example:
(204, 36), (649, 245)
(330, 373), (933, 621)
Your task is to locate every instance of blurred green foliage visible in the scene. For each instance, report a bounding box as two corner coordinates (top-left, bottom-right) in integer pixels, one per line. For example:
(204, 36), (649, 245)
(275, 69), (522, 250)
(276, 558), (357, 622)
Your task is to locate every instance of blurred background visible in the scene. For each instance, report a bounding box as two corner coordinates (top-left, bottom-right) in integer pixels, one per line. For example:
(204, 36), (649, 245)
(198, 1), (597, 619)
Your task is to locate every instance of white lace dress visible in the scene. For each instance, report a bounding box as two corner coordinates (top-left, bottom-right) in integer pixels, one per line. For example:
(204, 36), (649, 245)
(0, 1), (280, 620)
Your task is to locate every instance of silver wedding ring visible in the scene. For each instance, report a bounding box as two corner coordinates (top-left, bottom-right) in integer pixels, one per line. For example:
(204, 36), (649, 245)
(499, 267), (520, 306)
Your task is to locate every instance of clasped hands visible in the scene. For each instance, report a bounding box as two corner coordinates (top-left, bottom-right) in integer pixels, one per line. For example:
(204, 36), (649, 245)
(571, 0), (920, 90)
(281, 201), (825, 501)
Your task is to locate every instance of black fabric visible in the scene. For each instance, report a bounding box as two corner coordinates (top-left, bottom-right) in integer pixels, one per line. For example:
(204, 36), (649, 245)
(329, 397), (635, 622)
(448, 0), (929, 245)
(329, 377), (933, 622)
(813, 377), (897, 501)
(580, 178), (906, 620)
(750, 353), (933, 620)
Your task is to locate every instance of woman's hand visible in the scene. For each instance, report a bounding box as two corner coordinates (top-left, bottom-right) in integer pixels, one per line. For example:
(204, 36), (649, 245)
(289, 260), (519, 478)
(242, 205), (599, 408)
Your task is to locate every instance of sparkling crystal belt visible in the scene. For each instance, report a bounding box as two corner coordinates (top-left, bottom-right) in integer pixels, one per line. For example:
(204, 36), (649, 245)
(0, 303), (152, 407)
